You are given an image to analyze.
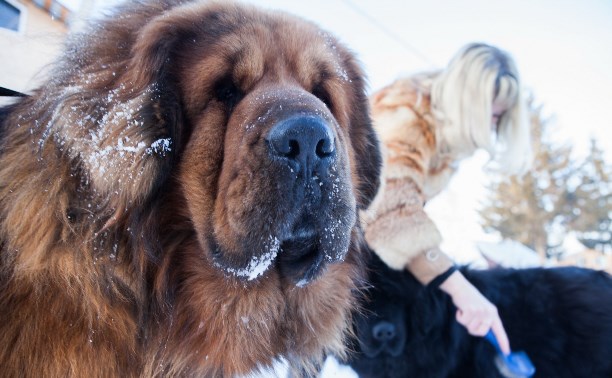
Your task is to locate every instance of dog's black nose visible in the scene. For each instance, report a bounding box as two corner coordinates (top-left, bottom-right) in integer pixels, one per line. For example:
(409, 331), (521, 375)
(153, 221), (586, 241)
(267, 116), (335, 175)
(372, 321), (396, 342)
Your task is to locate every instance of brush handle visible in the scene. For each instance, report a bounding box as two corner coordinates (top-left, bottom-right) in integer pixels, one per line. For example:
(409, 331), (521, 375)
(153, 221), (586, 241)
(485, 330), (536, 377)
(485, 330), (504, 354)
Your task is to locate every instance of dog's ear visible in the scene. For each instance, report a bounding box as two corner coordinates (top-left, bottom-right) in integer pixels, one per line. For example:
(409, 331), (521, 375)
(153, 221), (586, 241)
(92, 4), (221, 208)
(340, 57), (382, 210)
(125, 2), (233, 93)
(57, 5), (200, 214)
(120, 6), (201, 151)
(125, 7), (195, 93)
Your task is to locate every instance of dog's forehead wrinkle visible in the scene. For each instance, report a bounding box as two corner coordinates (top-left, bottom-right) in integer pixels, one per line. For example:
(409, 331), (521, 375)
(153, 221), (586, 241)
(241, 101), (279, 131)
(247, 89), (336, 123)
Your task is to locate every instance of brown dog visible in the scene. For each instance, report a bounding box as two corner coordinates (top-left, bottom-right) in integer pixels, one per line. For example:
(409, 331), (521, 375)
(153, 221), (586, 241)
(0, 1), (381, 376)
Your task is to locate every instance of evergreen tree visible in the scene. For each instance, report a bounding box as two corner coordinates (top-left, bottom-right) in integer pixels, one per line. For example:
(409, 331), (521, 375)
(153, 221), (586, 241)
(568, 139), (612, 252)
(478, 100), (577, 261)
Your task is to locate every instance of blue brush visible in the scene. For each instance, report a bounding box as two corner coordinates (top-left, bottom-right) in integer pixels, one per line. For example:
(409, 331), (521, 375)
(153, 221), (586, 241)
(485, 330), (536, 378)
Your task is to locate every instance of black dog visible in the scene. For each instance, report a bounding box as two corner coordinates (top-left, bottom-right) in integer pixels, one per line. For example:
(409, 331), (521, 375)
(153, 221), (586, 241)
(346, 252), (612, 377)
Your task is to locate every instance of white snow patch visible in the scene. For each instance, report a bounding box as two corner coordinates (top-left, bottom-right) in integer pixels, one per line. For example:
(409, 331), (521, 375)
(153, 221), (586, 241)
(224, 236), (280, 281)
(242, 356), (358, 378)
(320, 356), (359, 378)
(146, 138), (172, 155)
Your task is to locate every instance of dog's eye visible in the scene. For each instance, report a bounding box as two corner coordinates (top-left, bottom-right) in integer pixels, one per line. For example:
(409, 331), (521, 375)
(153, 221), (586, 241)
(312, 83), (333, 110)
(214, 76), (243, 110)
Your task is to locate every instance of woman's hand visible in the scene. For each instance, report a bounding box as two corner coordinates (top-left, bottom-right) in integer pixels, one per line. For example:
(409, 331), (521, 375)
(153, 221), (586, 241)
(439, 270), (511, 355)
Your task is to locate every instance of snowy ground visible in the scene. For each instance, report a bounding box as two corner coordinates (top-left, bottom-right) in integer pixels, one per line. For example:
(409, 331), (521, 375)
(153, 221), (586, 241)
(245, 356), (358, 378)
(319, 357), (359, 378)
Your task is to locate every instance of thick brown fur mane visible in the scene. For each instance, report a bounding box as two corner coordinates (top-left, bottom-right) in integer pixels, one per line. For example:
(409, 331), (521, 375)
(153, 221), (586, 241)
(0, 1), (381, 377)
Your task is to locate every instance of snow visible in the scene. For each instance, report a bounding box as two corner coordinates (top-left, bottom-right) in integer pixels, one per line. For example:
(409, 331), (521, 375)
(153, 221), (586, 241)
(223, 236), (280, 281)
(295, 278), (309, 288)
(146, 138), (172, 155)
(320, 356), (359, 378)
(426, 151), (496, 267)
(476, 240), (540, 268)
(561, 232), (589, 256)
(245, 356), (357, 378)
(86, 136), (172, 175)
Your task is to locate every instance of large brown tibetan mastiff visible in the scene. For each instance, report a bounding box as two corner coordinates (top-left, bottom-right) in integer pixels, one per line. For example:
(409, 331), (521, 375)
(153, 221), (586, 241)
(0, 1), (381, 376)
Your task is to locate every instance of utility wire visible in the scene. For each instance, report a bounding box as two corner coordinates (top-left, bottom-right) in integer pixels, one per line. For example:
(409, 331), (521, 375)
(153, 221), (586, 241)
(339, 0), (437, 68)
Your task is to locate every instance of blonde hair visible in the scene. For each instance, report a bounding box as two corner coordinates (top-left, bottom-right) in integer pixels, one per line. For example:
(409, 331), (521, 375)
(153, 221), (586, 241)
(431, 43), (531, 173)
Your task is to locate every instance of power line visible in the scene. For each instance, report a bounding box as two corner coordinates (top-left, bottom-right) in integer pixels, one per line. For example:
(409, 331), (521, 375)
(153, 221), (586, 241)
(338, 0), (436, 68)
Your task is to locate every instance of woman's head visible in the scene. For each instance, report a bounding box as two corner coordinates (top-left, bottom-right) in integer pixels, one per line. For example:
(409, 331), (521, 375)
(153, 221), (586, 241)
(431, 43), (531, 173)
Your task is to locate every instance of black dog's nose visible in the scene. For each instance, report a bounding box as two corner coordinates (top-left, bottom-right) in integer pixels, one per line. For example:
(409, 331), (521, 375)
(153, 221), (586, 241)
(372, 321), (397, 342)
(267, 116), (335, 174)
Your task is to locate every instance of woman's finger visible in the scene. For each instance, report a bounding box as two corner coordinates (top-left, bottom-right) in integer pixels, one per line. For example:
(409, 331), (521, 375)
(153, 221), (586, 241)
(490, 317), (511, 355)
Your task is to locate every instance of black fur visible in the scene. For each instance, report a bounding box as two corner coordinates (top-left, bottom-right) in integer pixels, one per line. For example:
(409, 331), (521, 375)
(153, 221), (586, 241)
(347, 252), (612, 377)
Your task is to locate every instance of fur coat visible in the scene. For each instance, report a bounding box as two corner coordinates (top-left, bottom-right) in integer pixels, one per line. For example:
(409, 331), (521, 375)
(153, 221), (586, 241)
(362, 76), (458, 284)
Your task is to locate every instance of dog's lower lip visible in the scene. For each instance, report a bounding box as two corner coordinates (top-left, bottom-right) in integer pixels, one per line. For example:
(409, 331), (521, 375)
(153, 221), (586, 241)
(278, 234), (325, 286)
(295, 250), (324, 287)
(279, 235), (318, 263)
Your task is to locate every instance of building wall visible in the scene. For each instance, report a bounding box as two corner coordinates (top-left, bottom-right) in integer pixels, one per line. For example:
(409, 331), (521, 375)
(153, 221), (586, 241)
(0, 0), (67, 96)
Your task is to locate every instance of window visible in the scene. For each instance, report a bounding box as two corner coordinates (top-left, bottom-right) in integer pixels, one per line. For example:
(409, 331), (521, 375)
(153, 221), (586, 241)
(0, 0), (25, 33)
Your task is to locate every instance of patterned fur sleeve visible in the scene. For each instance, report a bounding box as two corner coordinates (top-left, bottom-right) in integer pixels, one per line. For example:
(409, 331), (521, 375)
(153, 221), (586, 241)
(361, 79), (453, 283)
